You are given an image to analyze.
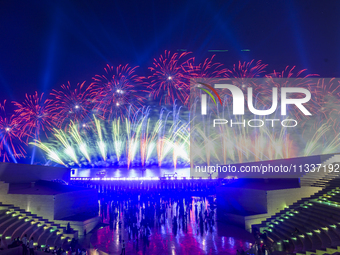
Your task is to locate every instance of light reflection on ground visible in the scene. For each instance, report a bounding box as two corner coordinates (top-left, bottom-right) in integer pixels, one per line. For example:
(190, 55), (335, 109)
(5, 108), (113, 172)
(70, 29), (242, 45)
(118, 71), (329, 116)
(90, 199), (254, 255)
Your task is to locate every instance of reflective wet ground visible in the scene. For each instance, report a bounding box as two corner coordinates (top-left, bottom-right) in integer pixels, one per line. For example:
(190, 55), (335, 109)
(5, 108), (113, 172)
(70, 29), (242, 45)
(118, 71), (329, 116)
(90, 199), (255, 255)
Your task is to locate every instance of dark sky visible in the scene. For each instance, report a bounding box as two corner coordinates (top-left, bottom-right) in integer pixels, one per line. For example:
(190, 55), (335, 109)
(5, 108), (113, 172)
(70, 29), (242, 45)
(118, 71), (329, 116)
(0, 0), (339, 102)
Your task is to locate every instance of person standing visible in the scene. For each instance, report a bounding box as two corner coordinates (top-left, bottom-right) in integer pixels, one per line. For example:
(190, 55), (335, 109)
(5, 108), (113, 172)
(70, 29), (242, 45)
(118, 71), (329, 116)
(121, 240), (125, 255)
(22, 234), (27, 255)
(29, 237), (34, 255)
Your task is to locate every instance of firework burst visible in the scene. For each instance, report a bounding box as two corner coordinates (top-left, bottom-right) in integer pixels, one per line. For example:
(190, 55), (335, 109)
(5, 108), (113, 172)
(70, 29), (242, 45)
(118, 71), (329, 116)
(310, 78), (340, 129)
(2, 53), (340, 165)
(92, 64), (146, 120)
(47, 81), (94, 128)
(0, 101), (26, 162)
(207, 60), (269, 112)
(267, 66), (317, 79)
(30, 114), (190, 168)
(186, 56), (228, 104)
(148, 50), (193, 105)
(185, 55), (228, 79)
(226, 60), (267, 78)
(265, 66), (319, 122)
(13, 92), (55, 140)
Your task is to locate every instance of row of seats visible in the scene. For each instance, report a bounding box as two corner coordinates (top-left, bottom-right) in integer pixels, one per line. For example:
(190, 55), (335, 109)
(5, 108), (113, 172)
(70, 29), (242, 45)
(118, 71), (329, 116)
(255, 179), (340, 255)
(300, 155), (340, 188)
(0, 203), (77, 252)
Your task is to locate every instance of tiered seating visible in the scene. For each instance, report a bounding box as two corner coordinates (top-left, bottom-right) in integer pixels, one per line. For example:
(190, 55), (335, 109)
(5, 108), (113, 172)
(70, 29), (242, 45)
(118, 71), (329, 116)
(254, 178), (340, 255)
(300, 155), (340, 187)
(0, 203), (77, 251)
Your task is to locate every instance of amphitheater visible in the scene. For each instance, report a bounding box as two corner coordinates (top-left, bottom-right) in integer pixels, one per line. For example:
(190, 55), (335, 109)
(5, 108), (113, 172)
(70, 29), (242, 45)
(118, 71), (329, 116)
(0, 155), (340, 254)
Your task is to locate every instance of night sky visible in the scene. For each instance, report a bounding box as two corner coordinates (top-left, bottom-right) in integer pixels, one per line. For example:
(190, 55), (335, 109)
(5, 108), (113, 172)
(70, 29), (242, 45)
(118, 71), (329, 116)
(0, 0), (339, 103)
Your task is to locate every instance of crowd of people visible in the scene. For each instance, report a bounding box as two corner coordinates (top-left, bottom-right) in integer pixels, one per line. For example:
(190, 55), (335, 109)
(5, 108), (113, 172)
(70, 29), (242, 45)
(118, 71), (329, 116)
(250, 226), (298, 254)
(6, 234), (35, 254)
(97, 188), (217, 254)
(251, 228), (275, 255)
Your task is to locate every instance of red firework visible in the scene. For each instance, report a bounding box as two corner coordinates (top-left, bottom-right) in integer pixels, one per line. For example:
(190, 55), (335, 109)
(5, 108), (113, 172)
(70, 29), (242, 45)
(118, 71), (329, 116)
(226, 60), (267, 78)
(200, 60), (269, 113)
(91, 64), (146, 120)
(265, 66), (319, 121)
(185, 56), (229, 106)
(13, 92), (55, 140)
(311, 78), (340, 129)
(0, 101), (26, 162)
(47, 81), (94, 128)
(184, 55), (228, 79)
(267, 66), (318, 79)
(148, 50), (193, 105)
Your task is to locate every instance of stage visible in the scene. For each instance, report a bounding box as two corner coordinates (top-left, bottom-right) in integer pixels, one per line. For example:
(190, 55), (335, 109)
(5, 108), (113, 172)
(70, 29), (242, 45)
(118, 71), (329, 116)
(70, 167), (191, 180)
